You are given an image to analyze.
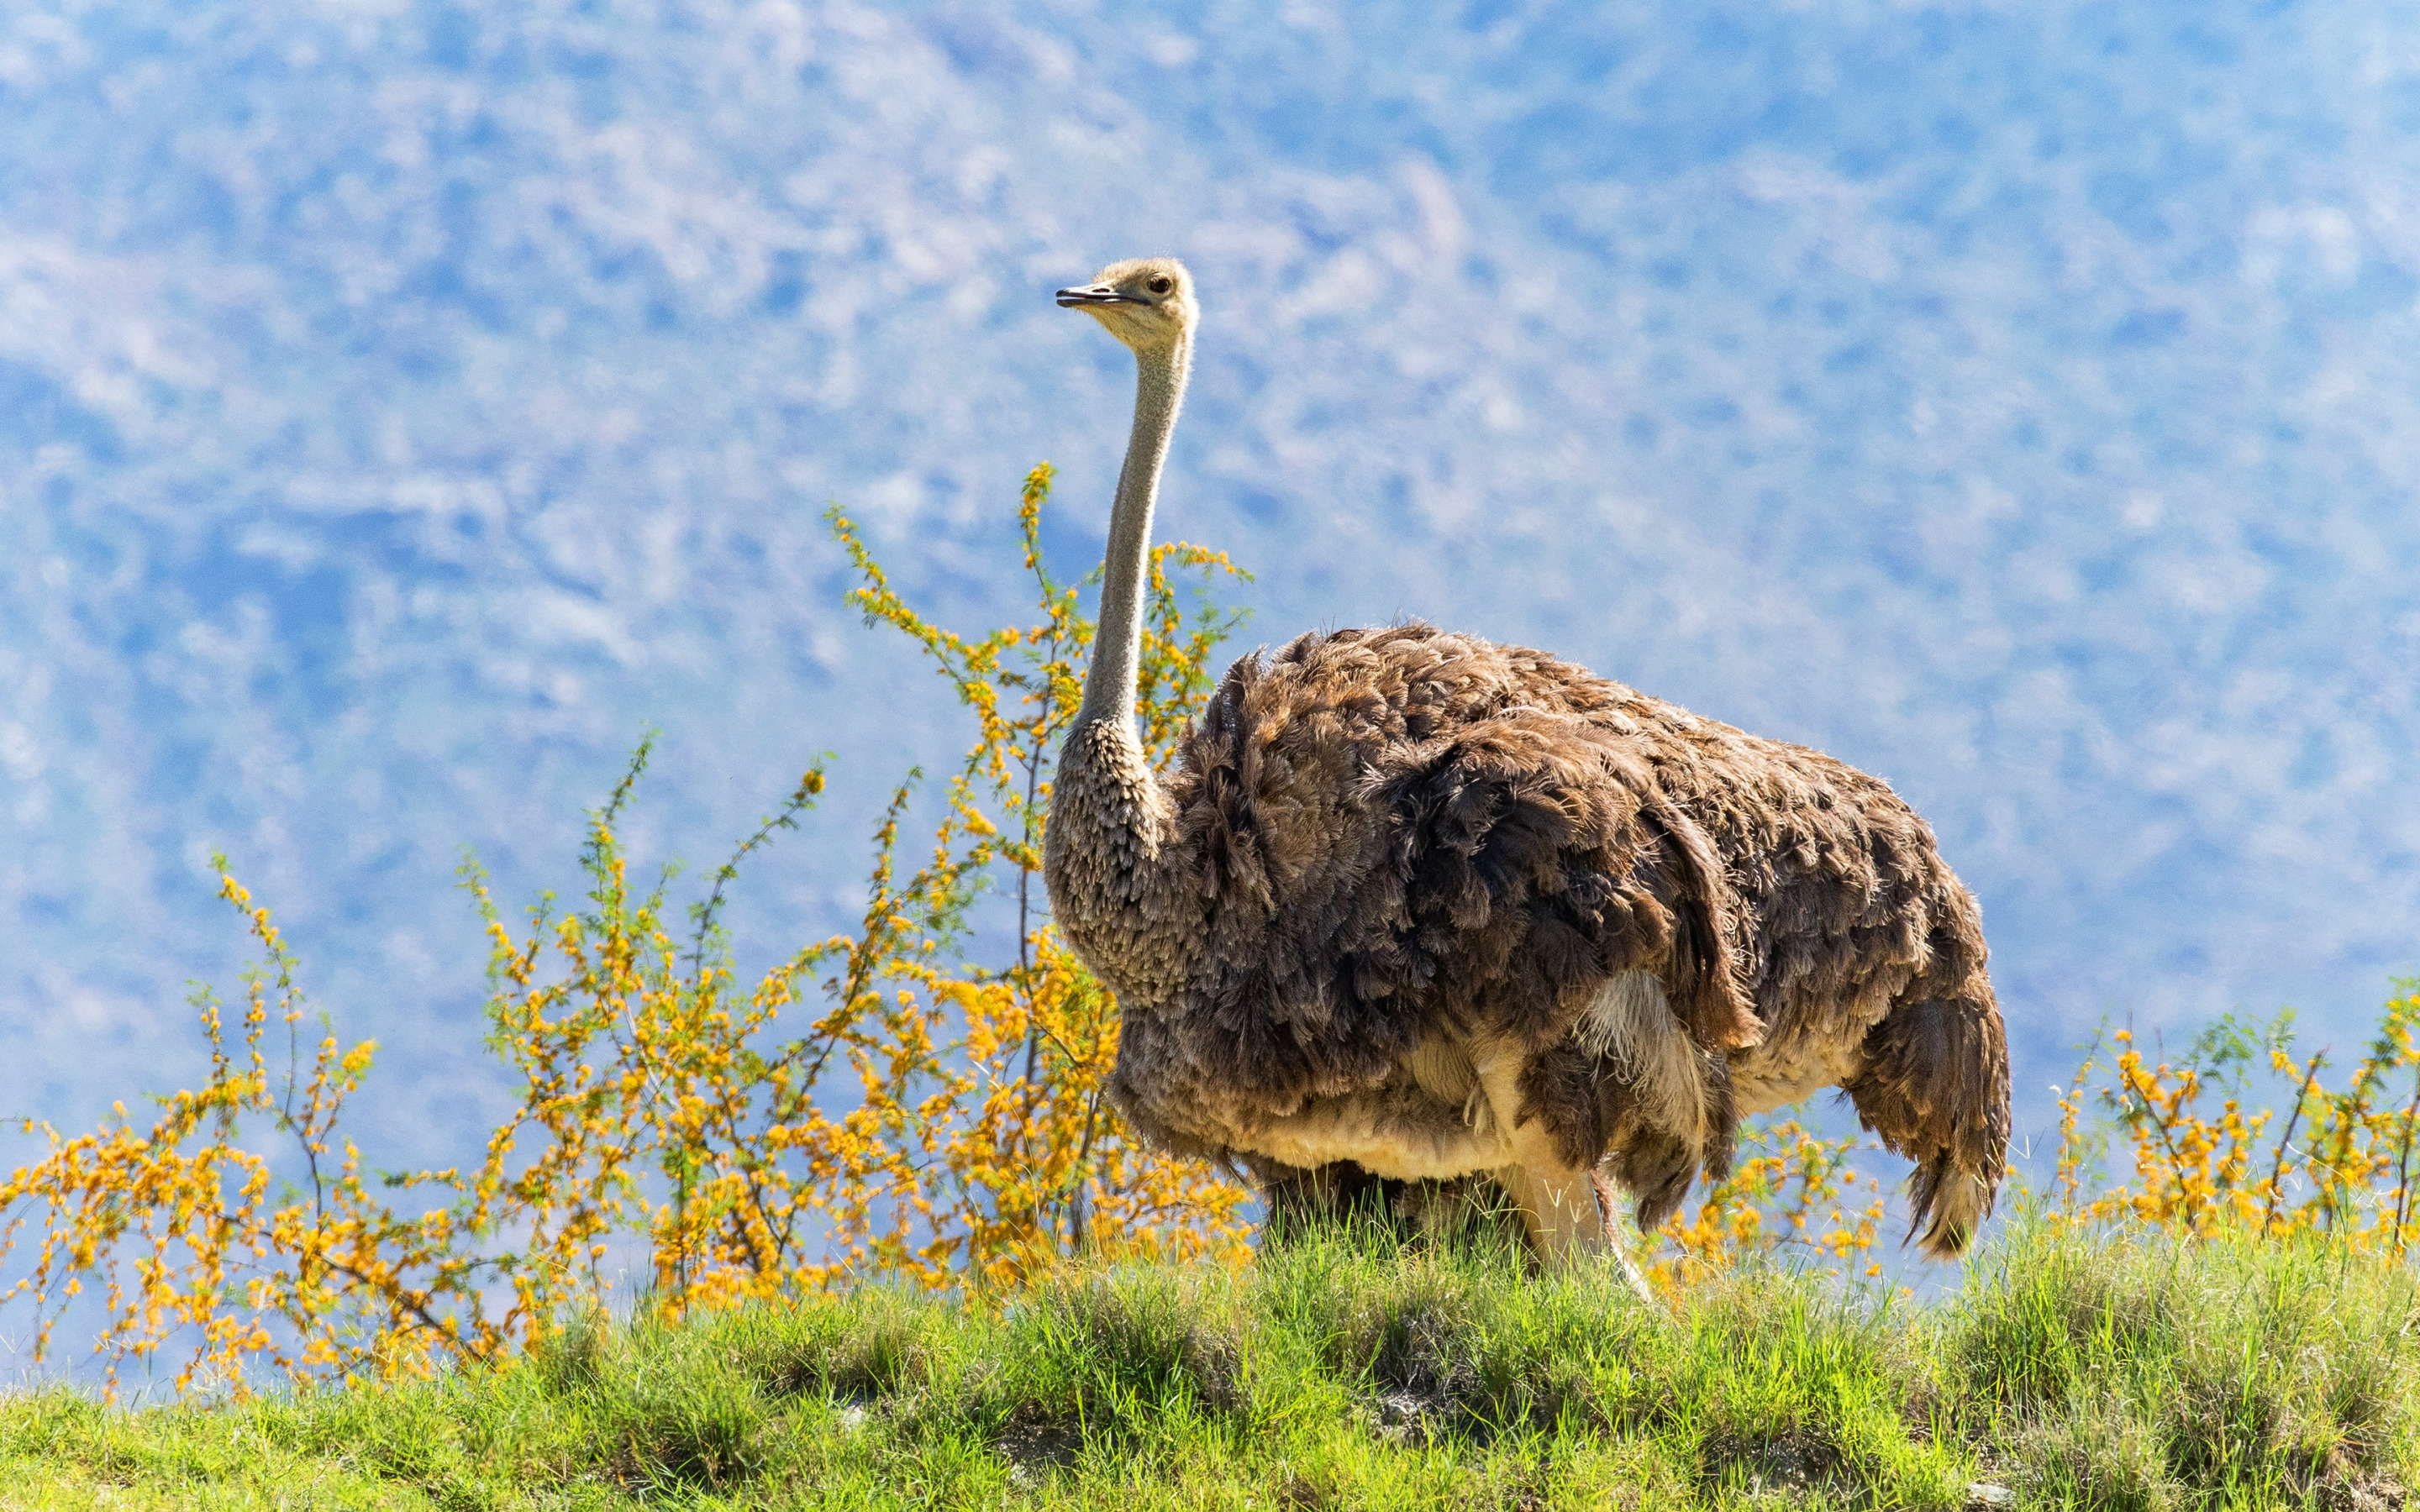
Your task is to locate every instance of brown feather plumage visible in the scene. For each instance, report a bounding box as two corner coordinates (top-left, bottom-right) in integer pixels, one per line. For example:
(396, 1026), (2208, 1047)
(1047, 622), (2010, 1254)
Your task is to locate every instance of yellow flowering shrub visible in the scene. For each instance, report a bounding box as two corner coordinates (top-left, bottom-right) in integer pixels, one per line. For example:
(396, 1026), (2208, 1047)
(1645, 1114), (1887, 1292)
(1, 465), (1254, 1393)
(0, 869), (509, 1393)
(464, 464), (1256, 1315)
(2046, 992), (2420, 1249)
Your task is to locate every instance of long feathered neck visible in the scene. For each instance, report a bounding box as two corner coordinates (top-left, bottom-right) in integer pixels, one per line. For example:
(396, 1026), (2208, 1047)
(1078, 333), (1190, 729)
(1045, 330), (1198, 1003)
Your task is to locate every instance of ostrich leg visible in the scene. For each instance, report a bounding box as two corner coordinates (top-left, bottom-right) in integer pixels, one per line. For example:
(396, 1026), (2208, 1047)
(1478, 1048), (1662, 1308)
(1473, 1046), (1607, 1265)
(1496, 1155), (1608, 1259)
(1461, 1045), (1597, 1257)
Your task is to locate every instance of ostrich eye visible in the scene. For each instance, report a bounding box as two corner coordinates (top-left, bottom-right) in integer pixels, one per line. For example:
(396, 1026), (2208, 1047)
(1148, 276), (1173, 294)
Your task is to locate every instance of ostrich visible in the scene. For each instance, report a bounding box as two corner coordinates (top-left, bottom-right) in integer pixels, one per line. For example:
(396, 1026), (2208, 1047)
(1043, 257), (2010, 1268)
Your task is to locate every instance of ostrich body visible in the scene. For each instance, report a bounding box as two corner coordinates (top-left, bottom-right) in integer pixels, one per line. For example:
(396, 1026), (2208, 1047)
(1044, 258), (2011, 1263)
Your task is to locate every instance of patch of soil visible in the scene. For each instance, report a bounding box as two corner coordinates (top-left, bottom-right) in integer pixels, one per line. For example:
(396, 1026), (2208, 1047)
(2318, 1471), (2408, 1512)
(994, 1412), (1083, 1489)
(1702, 1430), (1842, 1503)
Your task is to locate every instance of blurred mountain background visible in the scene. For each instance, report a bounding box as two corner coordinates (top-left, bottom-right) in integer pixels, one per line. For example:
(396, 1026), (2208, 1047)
(3, 0), (2417, 1174)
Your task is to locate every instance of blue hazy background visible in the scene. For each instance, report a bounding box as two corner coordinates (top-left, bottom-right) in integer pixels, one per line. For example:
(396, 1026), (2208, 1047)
(4, 1), (2417, 1177)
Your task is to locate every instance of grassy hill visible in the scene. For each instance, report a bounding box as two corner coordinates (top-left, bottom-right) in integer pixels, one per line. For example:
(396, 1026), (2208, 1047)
(3, 1221), (2412, 1511)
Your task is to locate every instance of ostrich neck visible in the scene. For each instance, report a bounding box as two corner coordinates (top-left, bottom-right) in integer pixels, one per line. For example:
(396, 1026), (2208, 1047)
(1045, 331), (1198, 1004)
(1078, 333), (1190, 729)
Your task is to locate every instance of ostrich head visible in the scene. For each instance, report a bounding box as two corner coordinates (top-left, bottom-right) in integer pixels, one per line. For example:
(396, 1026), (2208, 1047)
(1055, 257), (1197, 353)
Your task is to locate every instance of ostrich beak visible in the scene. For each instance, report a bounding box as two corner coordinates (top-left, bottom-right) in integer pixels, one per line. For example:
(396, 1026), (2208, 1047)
(1055, 282), (1142, 307)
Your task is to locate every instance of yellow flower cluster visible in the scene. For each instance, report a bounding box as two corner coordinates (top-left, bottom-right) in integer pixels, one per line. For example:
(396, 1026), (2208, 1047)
(2045, 995), (2420, 1248)
(1, 871), (505, 1394)
(1645, 1116), (1889, 1292)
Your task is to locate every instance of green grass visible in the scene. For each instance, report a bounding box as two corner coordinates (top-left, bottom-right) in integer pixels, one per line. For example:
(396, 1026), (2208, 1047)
(3, 1221), (2414, 1510)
